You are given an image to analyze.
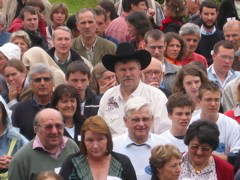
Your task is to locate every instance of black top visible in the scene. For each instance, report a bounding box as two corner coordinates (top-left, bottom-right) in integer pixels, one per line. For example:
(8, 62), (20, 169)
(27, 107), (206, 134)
(196, 29), (224, 66)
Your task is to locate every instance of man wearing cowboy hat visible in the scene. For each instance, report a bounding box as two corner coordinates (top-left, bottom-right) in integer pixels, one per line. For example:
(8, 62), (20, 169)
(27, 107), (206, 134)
(98, 43), (171, 137)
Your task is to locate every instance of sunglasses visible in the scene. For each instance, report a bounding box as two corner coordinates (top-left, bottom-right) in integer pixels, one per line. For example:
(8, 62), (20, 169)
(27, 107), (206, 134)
(37, 124), (64, 131)
(32, 77), (52, 83)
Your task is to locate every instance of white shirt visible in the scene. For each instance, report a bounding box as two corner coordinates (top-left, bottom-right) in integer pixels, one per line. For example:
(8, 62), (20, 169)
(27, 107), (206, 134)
(209, 65), (234, 88)
(191, 113), (240, 154)
(98, 81), (171, 137)
(65, 126), (75, 139)
(159, 130), (188, 153)
(113, 133), (168, 180)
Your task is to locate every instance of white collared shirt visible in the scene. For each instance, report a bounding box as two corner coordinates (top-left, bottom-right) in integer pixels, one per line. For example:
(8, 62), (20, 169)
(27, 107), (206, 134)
(98, 81), (171, 137)
(200, 25), (216, 35)
(209, 65), (234, 88)
(113, 133), (168, 180)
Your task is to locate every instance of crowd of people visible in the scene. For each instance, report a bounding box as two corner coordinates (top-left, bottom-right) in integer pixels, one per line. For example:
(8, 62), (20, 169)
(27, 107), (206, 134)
(0, 0), (240, 179)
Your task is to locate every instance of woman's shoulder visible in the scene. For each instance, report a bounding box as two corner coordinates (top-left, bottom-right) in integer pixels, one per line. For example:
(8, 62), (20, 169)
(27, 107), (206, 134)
(111, 151), (132, 164)
(213, 155), (234, 170)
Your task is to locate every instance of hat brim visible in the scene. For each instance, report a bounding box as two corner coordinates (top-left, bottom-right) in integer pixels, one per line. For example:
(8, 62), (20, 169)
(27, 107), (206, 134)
(102, 50), (151, 72)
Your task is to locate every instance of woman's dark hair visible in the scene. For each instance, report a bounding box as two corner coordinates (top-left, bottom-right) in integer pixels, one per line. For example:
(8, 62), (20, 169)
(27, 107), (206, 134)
(0, 101), (7, 127)
(126, 11), (153, 37)
(164, 32), (187, 61)
(98, 0), (118, 20)
(184, 120), (220, 150)
(50, 84), (82, 123)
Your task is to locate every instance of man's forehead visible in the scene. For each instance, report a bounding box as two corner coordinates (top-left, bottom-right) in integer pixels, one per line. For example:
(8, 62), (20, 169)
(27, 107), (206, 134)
(147, 37), (165, 45)
(54, 29), (72, 37)
(78, 11), (95, 21)
(115, 60), (141, 67)
(32, 72), (51, 77)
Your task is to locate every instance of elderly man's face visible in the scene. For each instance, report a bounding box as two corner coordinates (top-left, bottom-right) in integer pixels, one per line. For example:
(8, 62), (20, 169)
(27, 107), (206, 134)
(77, 11), (97, 39)
(124, 106), (153, 144)
(142, 58), (163, 88)
(53, 29), (72, 56)
(182, 34), (200, 53)
(224, 25), (240, 49)
(30, 72), (54, 98)
(35, 110), (64, 151)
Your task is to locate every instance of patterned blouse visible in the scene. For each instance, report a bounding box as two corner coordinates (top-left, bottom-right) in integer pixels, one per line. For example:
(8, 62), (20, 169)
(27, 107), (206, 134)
(179, 153), (218, 180)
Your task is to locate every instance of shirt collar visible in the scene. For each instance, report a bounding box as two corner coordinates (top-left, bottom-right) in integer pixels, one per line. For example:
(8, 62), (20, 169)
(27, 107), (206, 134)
(32, 95), (50, 108)
(124, 132), (153, 148)
(118, 81), (143, 101)
(210, 65), (234, 87)
(33, 135), (68, 158)
(54, 51), (71, 64)
(80, 36), (97, 50)
(200, 25), (216, 35)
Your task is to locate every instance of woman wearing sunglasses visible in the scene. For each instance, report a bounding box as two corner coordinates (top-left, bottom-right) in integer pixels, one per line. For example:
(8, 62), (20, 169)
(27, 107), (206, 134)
(180, 120), (234, 180)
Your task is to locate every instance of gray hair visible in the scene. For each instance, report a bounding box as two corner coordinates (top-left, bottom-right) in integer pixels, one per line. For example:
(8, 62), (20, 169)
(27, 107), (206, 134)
(76, 8), (96, 22)
(179, 23), (201, 36)
(52, 26), (72, 39)
(28, 63), (54, 84)
(223, 20), (240, 31)
(33, 108), (63, 127)
(10, 30), (31, 48)
(124, 96), (152, 117)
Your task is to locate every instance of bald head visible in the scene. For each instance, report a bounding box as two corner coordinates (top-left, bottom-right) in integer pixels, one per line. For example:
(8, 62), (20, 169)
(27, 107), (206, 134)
(34, 108), (64, 152)
(223, 20), (240, 49)
(34, 108), (63, 127)
(142, 57), (163, 88)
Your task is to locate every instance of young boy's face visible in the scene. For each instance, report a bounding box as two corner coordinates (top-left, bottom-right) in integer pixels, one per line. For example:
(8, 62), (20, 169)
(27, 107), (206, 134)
(169, 106), (193, 130)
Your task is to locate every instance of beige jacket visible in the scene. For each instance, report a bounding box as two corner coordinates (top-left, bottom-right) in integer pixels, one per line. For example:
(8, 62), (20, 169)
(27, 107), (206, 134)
(22, 47), (66, 87)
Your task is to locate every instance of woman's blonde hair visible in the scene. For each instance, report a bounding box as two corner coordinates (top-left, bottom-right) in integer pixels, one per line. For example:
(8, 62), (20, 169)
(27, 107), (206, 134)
(10, 30), (31, 48)
(149, 144), (181, 179)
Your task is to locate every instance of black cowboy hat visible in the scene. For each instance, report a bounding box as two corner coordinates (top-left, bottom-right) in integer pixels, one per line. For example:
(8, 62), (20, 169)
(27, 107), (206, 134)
(102, 43), (151, 72)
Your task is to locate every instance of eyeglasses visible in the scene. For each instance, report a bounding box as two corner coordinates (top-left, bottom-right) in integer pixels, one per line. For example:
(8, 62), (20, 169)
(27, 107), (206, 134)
(37, 123), (64, 131)
(143, 70), (163, 77)
(32, 77), (52, 83)
(130, 117), (152, 124)
(189, 145), (212, 152)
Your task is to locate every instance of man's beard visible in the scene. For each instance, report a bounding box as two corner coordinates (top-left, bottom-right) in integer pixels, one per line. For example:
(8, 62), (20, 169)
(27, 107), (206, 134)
(202, 20), (215, 29)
